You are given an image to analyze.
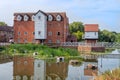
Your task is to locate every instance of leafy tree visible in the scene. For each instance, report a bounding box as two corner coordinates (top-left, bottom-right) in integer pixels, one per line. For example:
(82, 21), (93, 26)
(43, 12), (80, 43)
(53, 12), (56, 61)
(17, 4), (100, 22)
(69, 22), (84, 34)
(99, 30), (117, 42)
(69, 22), (84, 41)
(116, 33), (120, 42)
(73, 31), (83, 41)
(0, 22), (7, 26)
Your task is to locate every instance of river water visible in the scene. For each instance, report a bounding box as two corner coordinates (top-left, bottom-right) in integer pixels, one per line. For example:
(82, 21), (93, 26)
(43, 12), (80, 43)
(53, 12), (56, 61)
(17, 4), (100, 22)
(0, 49), (120, 80)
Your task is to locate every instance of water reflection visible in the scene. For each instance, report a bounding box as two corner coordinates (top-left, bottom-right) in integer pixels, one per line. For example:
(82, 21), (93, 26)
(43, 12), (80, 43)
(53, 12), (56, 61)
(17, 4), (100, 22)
(1, 49), (120, 80)
(84, 62), (98, 76)
(13, 56), (34, 80)
(13, 56), (68, 80)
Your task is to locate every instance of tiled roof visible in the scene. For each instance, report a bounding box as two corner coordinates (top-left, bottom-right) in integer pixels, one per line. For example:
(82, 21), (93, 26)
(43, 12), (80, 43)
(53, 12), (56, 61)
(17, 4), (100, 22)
(14, 10), (67, 20)
(84, 24), (99, 32)
(0, 26), (13, 32)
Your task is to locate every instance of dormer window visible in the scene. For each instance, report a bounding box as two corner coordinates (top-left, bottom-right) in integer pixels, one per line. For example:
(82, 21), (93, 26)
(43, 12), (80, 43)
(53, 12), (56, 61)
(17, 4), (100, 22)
(48, 15), (53, 21)
(24, 15), (29, 21)
(32, 15), (35, 21)
(56, 15), (62, 21)
(17, 15), (22, 21)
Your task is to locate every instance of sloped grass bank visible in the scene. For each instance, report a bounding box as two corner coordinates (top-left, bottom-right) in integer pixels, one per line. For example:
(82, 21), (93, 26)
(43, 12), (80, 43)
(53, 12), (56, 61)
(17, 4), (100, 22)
(0, 44), (80, 58)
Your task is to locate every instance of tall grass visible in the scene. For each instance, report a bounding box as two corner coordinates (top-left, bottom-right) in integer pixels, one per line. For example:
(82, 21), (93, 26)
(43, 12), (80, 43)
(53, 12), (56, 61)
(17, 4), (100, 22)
(0, 44), (80, 58)
(94, 68), (120, 80)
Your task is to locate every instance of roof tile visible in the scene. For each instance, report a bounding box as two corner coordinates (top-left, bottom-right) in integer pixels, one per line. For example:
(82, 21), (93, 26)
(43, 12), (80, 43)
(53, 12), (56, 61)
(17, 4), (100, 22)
(84, 24), (99, 32)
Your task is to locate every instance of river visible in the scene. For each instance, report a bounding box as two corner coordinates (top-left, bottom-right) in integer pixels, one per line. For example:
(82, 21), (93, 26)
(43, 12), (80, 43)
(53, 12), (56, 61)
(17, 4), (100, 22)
(0, 49), (120, 80)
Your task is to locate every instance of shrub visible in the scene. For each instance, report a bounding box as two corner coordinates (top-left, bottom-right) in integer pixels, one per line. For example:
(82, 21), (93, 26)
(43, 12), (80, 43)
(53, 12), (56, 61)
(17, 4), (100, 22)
(0, 44), (80, 58)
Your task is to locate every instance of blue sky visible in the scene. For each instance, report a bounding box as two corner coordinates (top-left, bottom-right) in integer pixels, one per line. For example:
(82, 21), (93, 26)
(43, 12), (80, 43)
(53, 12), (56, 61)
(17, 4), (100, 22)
(0, 0), (120, 32)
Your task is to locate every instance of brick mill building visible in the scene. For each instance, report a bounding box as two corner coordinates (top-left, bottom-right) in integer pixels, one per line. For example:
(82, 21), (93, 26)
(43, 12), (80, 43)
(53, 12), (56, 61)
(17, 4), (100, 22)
(14, 10), (69, 44)
(84, 24), (99, 43)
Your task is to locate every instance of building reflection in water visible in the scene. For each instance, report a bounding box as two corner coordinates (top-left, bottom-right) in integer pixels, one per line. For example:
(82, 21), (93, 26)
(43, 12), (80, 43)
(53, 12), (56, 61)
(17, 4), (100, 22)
(13, 55), (34, 80)
(13, 56), (68, 80)
(46, 62), (68, 80)
(34, 59), (46, 80)
(84, 62), (98, 76)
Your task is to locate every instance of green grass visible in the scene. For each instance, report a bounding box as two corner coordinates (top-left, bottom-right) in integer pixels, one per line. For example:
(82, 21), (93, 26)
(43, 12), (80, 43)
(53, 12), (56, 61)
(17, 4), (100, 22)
(91, 48), (115, 55)
(0, 44), (81, 59)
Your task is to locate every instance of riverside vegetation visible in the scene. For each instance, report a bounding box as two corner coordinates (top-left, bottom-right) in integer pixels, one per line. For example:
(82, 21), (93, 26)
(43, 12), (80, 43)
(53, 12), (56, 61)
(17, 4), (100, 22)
(94, 68), (120, 80)
(0, 44), (80, 59)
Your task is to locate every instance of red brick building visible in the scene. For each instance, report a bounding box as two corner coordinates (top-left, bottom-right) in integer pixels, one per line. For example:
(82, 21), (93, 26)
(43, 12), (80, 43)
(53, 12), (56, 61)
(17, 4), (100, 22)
(0, 26), (13, 42)
(14, 10), (69, 44)
(84, 24), (99, 43)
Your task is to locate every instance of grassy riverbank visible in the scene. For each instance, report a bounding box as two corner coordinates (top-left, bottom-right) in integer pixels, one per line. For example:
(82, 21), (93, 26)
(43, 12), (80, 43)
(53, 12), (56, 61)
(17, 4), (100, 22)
(0, 44), (81, 59)
(91, 48), (115, 55)
(95, 68), (120, 80)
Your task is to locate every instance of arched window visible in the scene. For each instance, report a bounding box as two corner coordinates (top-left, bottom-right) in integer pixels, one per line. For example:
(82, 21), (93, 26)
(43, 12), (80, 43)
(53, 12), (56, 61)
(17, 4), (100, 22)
(48, 15), (53, 21)
(56, 14), (62, 21)
(24, 15), (29, 21)
(32, 15), (35, 21)
(17, 15), (22, 21)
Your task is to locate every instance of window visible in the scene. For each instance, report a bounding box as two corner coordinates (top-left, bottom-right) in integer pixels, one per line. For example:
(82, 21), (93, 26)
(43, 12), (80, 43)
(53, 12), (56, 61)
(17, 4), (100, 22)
(16, 75), (21, 80)
(48, 15), (53, 21)
(32, 15), (35, 21)
(23, 75), (28, 80)
(95, 32), (96, 35)
(38, 31), (41, 35)
(18, 32), (20, 35)
(48, 40), (52, 43)
(48, 31), (52, 36)
(18, 38), (20, 43)
(56, 40), (60, 43)
(17, 61), (21, 65)
(24, 32), (28, 35)
(57, 32), (60, 36)
(17, 15), (22, 21)
(38, 63), (40, 67)
(24, 39), (27, 43)
(56, 15), (62, 21)
(38, 16), (41, 20)
(24, 61), (28, 65)
(24, 15), (29, 21)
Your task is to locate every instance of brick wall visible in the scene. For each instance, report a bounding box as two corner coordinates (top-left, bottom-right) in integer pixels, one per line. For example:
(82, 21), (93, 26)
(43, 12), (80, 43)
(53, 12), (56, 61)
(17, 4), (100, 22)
(78, 45), (92, 54)
(14, 11), (69, 44)
(14, 21), (34, 43)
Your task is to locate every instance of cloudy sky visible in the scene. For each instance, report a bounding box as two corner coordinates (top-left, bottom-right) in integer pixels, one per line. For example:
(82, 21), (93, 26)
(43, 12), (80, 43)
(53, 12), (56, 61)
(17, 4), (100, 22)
(0, 0), (120, 32)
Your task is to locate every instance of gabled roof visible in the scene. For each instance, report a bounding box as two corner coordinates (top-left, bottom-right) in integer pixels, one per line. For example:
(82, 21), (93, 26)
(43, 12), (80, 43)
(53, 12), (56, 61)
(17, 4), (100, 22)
(34, 10), (47, 16)
(84, 24), (99, 32)
(14, 10), (67, 21)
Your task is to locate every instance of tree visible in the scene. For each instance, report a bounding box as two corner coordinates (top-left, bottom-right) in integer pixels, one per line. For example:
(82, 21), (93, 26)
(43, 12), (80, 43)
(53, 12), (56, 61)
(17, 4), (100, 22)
(0, 22), (7, 26)
(98, 30), (117, 42)
(73, 31), (83, 41)
(69, 22), (84, 34)
(116, 33), (120, 42)
(69, 22), (84, 41)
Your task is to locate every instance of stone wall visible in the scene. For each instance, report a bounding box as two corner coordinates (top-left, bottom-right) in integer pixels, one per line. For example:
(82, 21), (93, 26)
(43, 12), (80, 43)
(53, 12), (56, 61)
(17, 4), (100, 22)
(78, 45), (91, 54)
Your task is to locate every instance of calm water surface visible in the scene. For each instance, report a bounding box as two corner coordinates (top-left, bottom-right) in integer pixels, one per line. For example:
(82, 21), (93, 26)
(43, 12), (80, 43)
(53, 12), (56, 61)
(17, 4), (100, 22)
(0, 49), (120, 80)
